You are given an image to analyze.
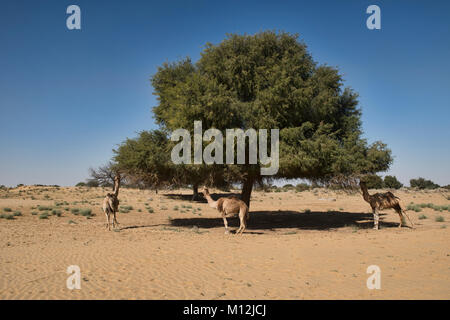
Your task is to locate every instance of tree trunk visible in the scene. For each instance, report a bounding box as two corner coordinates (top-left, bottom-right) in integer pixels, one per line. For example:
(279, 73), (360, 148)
(192, 183), (199, 201)
(241, 175), (254, 208)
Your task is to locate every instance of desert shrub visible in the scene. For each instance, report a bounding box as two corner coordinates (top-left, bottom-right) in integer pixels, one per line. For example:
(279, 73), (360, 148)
(76, 182), (87, 187)
(38, 205), (52, 211)
(80, 209), (92, 216)
(121, 205), (133, 211)
(407, 203), (422, 212)
(39, 213), (49, 219)
(31, 212), (38, 215)
(13, 211), (22, 216)
(295, 183), (310, 192)
(383, 176), (403, 189)
(71, 208), (80, 215)
(3, 207), (12, 212)
(147, 207), (154, 213)
(435, 216), (445, 222)
(86, 180), (99, 188)
(52, 209), (62, 217)
(410, 178), (440, 189)
(361, 175), (384, 189)
(418, 214), (427, 220)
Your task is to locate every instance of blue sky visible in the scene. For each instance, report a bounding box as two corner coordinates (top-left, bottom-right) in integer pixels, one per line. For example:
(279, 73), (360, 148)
(0, 0), (449, 187)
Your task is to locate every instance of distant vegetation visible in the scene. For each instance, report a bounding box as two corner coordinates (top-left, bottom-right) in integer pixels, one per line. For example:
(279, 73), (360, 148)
(410, 177), (440, 189)
(361, 175), (403, 189)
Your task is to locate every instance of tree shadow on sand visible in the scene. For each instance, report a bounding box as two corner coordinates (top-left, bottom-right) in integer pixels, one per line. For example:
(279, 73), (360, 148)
(163, 192), (242, 203)
(170, 210), (401, 232)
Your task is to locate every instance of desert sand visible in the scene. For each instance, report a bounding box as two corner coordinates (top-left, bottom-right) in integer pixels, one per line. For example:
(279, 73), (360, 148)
(0, 186), (449, 299)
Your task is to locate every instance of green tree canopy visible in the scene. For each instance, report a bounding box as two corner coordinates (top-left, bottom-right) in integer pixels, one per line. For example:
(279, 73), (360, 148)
(361, 174), (384, 189)
(151, 31), (392, 206)
(113, 130), (229, 197)
(410, 177), (439, 190)
(383, 175), (403, 189)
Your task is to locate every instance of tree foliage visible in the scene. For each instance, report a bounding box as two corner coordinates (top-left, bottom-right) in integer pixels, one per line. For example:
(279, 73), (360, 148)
(410, 177), (440, 189)
(383, 175), (403, 189)
(150, 31), (392, 206)
(361, 174), (384, 189)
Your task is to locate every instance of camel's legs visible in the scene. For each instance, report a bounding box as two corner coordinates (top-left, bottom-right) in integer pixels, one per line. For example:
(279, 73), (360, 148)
(222, 216), (229, 234)
(372, 208), (379, 230)
(403, 210), (414, 228)
(113, 211), (119, 228)
(106, 213), (111, 231)
(237, 214), (247, 234)
(396, 210), (403, 228)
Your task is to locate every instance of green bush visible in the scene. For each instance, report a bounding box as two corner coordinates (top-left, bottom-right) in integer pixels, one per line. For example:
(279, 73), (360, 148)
(39, 213), (49, 219)
(435, 216), (445, 222)
(80, 209), (92, 217)
(295, 183), (310, 192)
(361, 175), (384, 189)
(383, 176), (403, 189)
(52, 209), (62, 217)
(410, 178), (440, 189)
(3, 208), (12, 212)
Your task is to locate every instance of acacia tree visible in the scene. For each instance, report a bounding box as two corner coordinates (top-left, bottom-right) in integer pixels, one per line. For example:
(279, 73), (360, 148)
(113, 130), (229, 198)
(88, 162), (116, 188)
(113, 130), (174, 192)
(152, 31), (392, 207)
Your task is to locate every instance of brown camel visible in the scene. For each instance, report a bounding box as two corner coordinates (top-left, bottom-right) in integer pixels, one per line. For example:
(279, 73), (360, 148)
(201, 187), (249, 234)
(102, 174), (120, 230)
(360, 181), (413, 230)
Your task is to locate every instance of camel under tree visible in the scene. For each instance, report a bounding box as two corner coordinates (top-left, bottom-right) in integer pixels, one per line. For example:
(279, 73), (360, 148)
(201, 187), (249, 234)
(102, 174), (121, 230)
(360, 181), (413, 230)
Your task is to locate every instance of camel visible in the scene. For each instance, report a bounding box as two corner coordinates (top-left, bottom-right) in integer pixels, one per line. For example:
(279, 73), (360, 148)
(360, 181), (413, 230)
(201, 187), (249, 234)
(102, 174), (120, 230)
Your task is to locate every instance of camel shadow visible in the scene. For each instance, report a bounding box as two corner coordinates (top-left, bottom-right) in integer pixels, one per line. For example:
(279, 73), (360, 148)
(120, 223), (165, 230)
(170, 210), (400, 231)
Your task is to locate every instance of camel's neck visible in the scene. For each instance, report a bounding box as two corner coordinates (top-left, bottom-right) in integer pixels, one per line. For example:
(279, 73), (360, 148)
(360, 184), (370, 202)
(113, 177), (120, 197)
(203, 191), (218, 209)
